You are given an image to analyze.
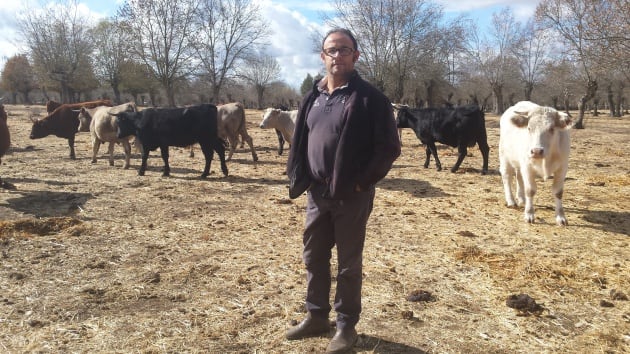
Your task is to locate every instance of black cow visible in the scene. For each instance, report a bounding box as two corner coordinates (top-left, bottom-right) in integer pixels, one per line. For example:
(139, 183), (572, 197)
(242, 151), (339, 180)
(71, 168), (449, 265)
(396, 105), (490, 174)
(115, 104), (228, 178)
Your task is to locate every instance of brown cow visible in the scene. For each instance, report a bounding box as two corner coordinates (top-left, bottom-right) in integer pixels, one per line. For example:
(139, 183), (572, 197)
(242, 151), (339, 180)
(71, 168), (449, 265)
(46, 99), (113, 114)
(30, 99), (113, 159)
(0, 101), (10, 186)
(217, 102), (258, 161)
(77, 102), (137, 168)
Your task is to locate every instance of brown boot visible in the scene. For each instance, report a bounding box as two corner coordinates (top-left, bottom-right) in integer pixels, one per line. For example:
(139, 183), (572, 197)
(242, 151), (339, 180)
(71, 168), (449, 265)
(285, 313), (331, 340)
(325, 327), (357, 354)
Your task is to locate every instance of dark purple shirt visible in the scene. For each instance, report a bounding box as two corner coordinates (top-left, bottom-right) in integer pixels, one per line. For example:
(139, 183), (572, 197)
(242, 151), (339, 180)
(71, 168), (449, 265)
(306, 84), (350, 182)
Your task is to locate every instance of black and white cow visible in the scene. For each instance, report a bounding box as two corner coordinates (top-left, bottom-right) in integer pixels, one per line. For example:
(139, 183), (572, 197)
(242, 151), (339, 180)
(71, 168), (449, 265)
(115, 104), (228, 178)
(395, 104), (490, 174)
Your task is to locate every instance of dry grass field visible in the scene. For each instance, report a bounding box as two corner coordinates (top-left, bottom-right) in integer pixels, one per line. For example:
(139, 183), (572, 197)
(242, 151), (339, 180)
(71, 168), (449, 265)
(0, 104), (628, 354)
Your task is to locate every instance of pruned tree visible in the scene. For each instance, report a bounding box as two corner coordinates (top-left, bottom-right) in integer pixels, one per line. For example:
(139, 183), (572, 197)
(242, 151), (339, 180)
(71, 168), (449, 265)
(467, 7), (523, 114)
(120, 60), (161, 106)
(238, 53), (281, 109)
(512, 20), (551, 101)
(584, 0), (629, 117)
(193, 0), (270, 103)
(536, 0), (603, 128)
(118, 0), (200, 107)
(17, 0), (96, 103)
(0, 54), (38, 104)
(91, 19), (133, 104)
(328, 0), (454, 104)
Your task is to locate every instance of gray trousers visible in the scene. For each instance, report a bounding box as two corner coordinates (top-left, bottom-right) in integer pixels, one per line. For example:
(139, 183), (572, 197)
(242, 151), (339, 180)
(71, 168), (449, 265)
(302, 183), (375, 330)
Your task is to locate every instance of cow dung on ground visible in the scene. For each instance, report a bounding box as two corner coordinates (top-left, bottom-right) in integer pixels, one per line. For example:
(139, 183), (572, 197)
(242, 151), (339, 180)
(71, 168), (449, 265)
(0, 104), (629, 353)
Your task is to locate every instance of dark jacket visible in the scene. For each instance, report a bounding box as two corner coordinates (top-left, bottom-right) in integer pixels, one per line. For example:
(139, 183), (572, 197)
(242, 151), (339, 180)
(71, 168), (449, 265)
(287, 72), (401, 200)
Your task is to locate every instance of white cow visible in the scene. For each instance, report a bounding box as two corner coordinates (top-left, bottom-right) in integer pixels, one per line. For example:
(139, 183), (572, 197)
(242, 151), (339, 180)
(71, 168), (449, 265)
(499, 101), (574, 225)
(78, 102), (137, 169)
(217, 102), (258, 162)
(260, 108), (297, 155)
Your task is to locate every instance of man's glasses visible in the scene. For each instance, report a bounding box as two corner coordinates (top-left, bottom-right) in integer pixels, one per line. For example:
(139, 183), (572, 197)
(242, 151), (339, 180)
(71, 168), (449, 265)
(323, 47), (355, 57)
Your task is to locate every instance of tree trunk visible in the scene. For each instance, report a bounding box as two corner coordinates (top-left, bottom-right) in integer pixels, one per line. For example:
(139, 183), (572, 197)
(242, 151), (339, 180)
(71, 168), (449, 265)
(492, 84), (504, 115)
(166, 85), (176, 107)
(606, 83), (615, 117)
(112, 84), (122, 105)
(256, 85), (265, 110)
(425, 79), (435, 107)
(563, 88), (571, 114)
(614, 83), (624, 117)
(574, 79), (598, 129)
(524, 82), (534, 101)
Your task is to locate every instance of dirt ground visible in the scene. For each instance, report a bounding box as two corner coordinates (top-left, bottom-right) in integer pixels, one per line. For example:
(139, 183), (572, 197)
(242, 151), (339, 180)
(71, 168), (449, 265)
(0, 104), (628, 354)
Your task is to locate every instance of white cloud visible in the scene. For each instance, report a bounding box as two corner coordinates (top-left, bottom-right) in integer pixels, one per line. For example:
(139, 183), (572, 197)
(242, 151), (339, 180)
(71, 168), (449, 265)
(1, 0), (542, 91)
(256, 0), (329, 89)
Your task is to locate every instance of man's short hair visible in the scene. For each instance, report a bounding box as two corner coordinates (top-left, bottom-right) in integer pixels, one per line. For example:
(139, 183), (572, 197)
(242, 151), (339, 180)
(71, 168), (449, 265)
(322, 28), (358, 51)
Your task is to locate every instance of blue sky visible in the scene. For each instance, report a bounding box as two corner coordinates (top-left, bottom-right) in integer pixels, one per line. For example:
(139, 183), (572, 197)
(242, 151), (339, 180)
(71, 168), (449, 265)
(0, 0), (540, 90)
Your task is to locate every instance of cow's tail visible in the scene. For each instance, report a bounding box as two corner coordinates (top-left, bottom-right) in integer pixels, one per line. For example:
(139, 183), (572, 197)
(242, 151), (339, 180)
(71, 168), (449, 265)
(237, 104), (247, 135)
(477, 108), (489, 146)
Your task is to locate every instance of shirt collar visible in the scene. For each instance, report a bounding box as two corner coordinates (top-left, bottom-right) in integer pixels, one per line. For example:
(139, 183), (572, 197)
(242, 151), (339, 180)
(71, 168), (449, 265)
(316, 71), (357, 94)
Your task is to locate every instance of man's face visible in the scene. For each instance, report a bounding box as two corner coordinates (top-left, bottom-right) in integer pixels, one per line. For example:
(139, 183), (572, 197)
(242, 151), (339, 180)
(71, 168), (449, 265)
(320, 32), (360, 78)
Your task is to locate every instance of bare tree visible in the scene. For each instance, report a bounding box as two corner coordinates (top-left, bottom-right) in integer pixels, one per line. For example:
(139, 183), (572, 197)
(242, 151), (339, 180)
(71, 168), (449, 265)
(585, 0), (629, 117)
(17, 0), (96, 102)
(193, 0), (270, 103)
(328, 0), (452, 104)
(512, 20), (551, 101)
(536, 0), (603, 128)
(467, 7), (523, 114)
(91, 19), (132, 104)
(119, 0), (200, 107)
(239, 53), (281, 109)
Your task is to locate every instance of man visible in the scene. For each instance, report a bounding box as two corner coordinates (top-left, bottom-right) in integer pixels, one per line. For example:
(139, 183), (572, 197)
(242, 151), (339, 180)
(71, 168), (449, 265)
(286, 28), (401, 354)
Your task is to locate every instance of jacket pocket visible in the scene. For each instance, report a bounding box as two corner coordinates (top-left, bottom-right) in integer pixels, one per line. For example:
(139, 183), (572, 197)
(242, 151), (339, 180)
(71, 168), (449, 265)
(289, 158), (311, 199)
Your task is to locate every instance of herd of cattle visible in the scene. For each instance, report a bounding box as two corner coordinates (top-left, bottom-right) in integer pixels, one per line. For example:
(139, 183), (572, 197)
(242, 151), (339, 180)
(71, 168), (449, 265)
(0, 98), (573, 225)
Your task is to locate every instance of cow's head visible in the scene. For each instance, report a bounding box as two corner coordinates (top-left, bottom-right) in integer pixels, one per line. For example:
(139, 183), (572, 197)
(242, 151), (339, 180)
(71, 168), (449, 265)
(112, 111), (141, 139)
(77, 107), (92, 132)
(512, 106), (574, 159)
(394, 107), (414, 129)
(260, 108), (280, 129)
(29, 118), (50, 139)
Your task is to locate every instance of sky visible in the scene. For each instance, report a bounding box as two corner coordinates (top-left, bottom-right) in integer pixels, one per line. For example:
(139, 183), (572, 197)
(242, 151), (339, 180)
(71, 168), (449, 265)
(0, 0), (540, 90)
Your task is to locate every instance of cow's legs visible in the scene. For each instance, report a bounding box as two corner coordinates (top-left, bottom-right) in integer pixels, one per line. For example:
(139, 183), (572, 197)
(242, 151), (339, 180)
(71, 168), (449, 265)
(214, 139), (229, 176)
(478, 140), (490, 175)
(521, 169), (537, 223)
(160, 146), (170, 176)
(122, 140), (131, 169)
(107, 142), (115, 166)
(139, 148), (149, 176)
(199, 142), (214, 178)
(552, 167), (568, 226)
(241, 132), (258, 162)
(68, 136), (76, 160)
(500, 162), (517, 208)
(451, 145), (468, 173)
(276, 129), (285, 155)
(426, 142), (442, 171)
(515, 169), (526, 206)
(91, 138), (101, 164)
(226, 135), (237, 161)
(423, 146), (431, 168)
